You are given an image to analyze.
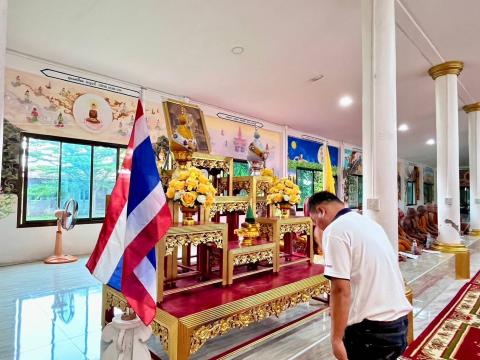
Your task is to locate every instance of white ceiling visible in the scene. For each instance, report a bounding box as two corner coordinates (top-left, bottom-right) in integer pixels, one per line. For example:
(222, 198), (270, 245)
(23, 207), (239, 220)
(6, 0), (479, 167)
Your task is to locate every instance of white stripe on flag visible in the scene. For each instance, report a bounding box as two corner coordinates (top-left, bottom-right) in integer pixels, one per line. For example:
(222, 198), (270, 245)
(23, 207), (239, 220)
(92, 204), (128, 283)
(124, 182), (166, 249)
(133, 115), (150, 149)
(133, 256), (157, 301)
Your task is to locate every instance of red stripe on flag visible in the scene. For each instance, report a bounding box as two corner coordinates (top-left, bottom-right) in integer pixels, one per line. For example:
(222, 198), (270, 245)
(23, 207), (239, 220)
(86, 101), (140, 273)
(122, 271), (157, 325)
(121, 204), (171, 279)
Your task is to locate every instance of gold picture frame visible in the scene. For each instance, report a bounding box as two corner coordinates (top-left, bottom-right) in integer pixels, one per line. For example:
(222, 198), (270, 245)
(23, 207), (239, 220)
(162, 99), (211, 154)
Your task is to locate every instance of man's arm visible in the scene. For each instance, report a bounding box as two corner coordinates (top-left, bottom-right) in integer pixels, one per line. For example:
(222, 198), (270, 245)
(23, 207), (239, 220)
(330, 278), (351, 360)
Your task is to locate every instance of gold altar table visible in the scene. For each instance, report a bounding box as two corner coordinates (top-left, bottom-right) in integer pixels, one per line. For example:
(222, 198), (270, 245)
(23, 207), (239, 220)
(226, 240), (277, 285)
(158, 222), (228, 301)
(257, 216), (313, 270)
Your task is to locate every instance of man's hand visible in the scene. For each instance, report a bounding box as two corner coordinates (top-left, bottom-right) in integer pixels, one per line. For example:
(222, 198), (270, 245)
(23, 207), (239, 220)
(332, 338), (348, 360)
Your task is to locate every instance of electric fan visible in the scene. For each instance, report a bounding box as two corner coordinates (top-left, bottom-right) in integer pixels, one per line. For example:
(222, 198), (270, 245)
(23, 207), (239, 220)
(44, 199), (79, 264)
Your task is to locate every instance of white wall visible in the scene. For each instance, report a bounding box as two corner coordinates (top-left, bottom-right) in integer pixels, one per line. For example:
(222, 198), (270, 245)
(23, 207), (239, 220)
(0, 202), (101, 265)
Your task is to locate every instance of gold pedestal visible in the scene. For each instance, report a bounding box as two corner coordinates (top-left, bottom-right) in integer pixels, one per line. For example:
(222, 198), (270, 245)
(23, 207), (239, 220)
(469, 229), (480, 237)
(405, 285), (413, 345)
(432, 242), (470, 279)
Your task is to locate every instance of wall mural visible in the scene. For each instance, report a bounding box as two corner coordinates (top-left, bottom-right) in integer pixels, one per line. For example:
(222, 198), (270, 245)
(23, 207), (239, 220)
(287, 136), (338, 176)
(206, 116), (282, 176)
(424, 167), (435, 185)
(460, 169), (469, 187)
(287, 136), (339, 207)
(342, 147), (363, 205)
(406, 163), (420, 201)
(3, 68), (167, 145)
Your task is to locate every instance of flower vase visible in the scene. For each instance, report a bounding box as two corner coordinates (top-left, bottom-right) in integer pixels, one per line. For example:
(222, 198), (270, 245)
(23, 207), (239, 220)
(181, 205), (198, 226)
(279, 203), (291, 219)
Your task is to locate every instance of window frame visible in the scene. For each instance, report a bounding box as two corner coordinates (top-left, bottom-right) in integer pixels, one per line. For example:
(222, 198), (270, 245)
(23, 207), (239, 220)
(295, 167), (322, 211)
(406, 181), (416, 206)
(18, 132), (126, 228)
(423, 183), (434, 204)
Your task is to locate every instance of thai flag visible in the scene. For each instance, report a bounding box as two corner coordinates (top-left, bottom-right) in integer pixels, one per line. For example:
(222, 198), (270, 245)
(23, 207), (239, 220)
(86, 99), (172, 325)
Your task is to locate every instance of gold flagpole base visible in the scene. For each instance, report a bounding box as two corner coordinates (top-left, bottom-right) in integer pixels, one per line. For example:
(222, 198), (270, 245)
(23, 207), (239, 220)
(405, 285), (413, 345)
(469, 229), (480, 237)
(432, 242), (470, 279)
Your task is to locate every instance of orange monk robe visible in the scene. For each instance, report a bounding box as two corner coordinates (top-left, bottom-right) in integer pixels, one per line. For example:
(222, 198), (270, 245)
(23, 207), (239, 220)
(418, 215), (429, 233)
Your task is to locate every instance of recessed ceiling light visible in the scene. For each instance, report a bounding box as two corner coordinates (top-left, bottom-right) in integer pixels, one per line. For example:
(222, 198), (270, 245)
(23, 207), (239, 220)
(231, 46), (244, 55)
(339, 95), (353, 107)
(309, 74), (324, 82)
(426, 138), (435, 145)
(398, 124), (409, 132)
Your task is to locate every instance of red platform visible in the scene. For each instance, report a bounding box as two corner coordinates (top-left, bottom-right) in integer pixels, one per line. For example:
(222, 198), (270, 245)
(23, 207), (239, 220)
(159, 262), (324, 318)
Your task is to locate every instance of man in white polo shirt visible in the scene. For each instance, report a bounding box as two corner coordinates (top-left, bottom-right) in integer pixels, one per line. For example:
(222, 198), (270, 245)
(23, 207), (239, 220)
(308, 191), (412, 360)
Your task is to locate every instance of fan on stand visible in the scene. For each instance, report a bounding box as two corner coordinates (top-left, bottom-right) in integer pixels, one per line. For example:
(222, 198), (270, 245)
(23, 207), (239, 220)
(44, 199), (79, 264)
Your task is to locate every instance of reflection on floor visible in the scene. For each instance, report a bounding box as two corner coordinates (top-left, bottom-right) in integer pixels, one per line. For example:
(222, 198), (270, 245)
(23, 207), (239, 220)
(0, 236), (478, 360)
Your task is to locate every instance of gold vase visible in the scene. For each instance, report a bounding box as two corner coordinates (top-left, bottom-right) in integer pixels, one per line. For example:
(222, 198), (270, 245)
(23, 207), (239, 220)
(279, 203), (292, 219)
(181, 205), (198, 226)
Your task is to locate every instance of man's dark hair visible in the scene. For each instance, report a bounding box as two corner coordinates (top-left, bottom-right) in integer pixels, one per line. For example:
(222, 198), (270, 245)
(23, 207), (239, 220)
(308, 191), (342, 213)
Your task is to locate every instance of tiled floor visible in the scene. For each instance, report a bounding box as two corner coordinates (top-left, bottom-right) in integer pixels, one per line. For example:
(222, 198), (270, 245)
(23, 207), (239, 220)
(0, 237), (478, 360)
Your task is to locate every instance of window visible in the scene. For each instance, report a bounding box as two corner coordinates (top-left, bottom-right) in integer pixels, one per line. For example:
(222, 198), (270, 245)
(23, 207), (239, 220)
(296, 168), (322, 210)
(19, 133), (126, 227)
(423, 183), (434, 204)
(407, 181), (416, 206)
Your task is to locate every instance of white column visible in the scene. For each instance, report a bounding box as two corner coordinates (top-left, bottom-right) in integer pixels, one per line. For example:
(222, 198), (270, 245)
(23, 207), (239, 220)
(361, 0), (398, 249)
(428, 62), (463, 245)
(0, 0), (7, 185)
(464, 103), (480, 234)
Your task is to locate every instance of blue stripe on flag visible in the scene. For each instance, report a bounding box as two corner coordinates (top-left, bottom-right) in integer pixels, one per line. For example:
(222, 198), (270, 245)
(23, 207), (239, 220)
(147, 248), (156, 268)
(107, 257), (123, 292)
(127, 137), (160, 216)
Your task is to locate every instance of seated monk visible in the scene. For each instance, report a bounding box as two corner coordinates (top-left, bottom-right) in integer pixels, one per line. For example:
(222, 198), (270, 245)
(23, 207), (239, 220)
(417, 205), (438, 236)
(403, 208), (427, 244)
(398, 209), (413, 251)
(426, 203), (438, 226)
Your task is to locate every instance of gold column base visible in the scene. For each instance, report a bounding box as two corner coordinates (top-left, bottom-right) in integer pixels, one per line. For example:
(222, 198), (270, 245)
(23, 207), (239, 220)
(469, 229), (480, 237)
(405, 285), (413, 345)
(432, 242), (470, 279)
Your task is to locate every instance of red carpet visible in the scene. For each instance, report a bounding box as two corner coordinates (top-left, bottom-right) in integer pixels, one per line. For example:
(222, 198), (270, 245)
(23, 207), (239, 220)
(402, 270), (480, 359)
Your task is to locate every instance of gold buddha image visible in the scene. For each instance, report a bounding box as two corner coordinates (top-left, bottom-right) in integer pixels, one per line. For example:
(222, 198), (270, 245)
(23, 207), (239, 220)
(171, 106), (197, 152)
(86, 103), (100, 124)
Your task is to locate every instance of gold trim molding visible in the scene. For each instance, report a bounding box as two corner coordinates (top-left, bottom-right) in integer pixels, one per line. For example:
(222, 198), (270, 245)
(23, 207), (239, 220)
(469, 229), (480, 236)
(432, 242), (468, 254)
(428, 61), (464, 80)
(280, 223), (311, 241)
(165, 230), (224, 255)
(151, 321), (169, 351)
(463, 103), (480, 114)
(189, 281), (330, 354)
(233, 249), (274, 266)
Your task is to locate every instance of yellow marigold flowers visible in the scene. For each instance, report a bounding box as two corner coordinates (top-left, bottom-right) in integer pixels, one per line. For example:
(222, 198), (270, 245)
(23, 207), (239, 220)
(266, 177), (301, 206)
(260, 168), (274, 177)
(166, 166), (217, 208)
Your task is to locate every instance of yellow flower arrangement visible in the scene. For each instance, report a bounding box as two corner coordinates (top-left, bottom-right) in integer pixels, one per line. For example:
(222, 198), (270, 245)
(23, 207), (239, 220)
(260, 168), (274, 178)
(266, 177), (301, 206)
(166, 166), (216, 208)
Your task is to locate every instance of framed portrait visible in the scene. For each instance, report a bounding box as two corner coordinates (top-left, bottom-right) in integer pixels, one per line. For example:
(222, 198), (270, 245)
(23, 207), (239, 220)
(162, 99), (211, 153)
